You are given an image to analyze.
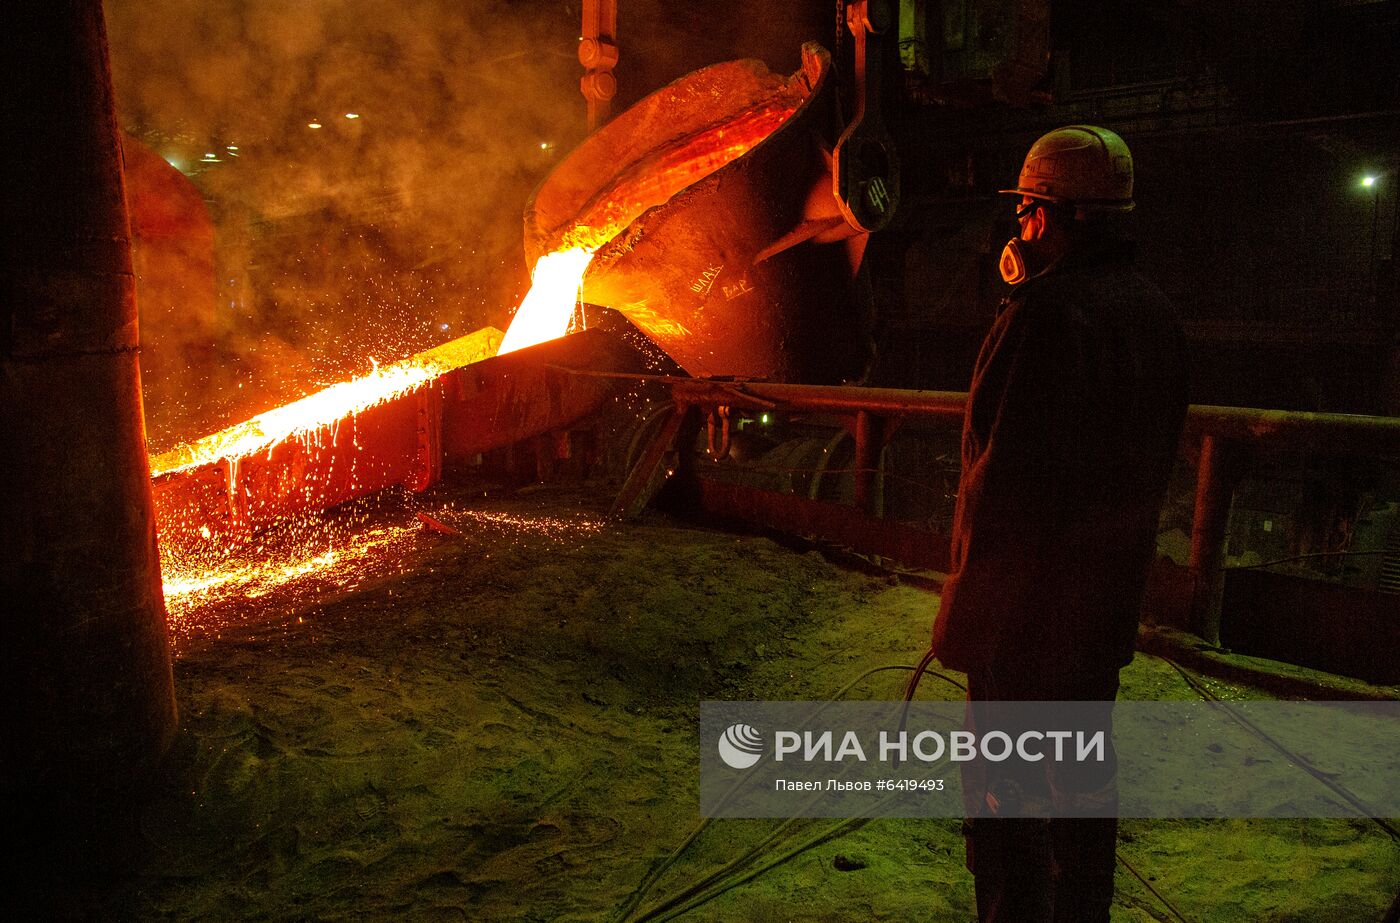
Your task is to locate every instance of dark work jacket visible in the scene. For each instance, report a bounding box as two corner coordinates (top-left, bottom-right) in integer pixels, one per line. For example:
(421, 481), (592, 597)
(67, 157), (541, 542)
(932, 239), (1189, 674)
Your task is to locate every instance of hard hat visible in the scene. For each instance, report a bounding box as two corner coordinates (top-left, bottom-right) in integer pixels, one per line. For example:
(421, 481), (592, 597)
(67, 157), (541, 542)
(1000, 125), (1134, 213)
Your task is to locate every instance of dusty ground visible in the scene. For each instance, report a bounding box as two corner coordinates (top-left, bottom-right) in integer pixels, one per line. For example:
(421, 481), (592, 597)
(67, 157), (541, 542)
(56, 483), (1400, 921)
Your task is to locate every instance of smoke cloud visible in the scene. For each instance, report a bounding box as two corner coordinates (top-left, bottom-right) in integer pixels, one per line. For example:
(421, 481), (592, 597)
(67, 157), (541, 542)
(105, 0), (585, 450)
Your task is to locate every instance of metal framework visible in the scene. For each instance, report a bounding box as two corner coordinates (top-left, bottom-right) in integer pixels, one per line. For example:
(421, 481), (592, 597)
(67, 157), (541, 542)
(606, 374), (1400, 645)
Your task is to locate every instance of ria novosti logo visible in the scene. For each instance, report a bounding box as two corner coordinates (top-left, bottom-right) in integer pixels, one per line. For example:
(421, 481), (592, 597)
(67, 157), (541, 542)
(717, 723), (765, 769)
(715, 724), (1108, 768)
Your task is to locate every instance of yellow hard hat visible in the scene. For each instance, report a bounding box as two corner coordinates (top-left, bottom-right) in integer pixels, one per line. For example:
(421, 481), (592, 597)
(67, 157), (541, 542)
(1000, 125), (1134, 213)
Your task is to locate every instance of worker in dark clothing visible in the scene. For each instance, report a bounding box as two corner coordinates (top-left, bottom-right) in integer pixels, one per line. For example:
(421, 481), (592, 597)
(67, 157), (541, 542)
(930, 125), (1190, 922)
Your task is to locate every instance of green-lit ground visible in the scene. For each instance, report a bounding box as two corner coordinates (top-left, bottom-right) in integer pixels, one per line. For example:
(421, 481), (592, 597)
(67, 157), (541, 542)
(70, 485), (1400, 920)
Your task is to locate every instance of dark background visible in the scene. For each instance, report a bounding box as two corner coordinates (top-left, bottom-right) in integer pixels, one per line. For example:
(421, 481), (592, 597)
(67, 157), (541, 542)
(107, 0), (1400, 449)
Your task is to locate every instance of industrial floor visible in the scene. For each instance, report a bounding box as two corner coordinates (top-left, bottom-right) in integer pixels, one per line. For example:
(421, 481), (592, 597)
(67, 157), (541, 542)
(64, 483), (1400, 921)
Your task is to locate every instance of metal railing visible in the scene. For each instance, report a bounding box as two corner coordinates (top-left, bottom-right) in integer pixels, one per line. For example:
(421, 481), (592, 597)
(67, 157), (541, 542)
(606, 373), (1400, 643)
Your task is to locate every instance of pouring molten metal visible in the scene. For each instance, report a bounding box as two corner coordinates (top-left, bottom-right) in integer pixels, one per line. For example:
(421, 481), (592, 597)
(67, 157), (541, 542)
(157, 53), (807, 627)
(152, 323), (633, 625)
(497, 246), (596, 355)
(153, 243), (603, 617)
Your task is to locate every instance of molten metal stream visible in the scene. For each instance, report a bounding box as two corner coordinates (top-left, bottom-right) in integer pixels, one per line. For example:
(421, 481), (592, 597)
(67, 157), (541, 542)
(150, 362), (443, 477)
(497, 246), (595, 355)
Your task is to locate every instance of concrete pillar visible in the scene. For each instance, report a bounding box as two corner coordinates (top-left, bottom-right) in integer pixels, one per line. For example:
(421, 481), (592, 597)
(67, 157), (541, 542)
(0, 0), (177, 815)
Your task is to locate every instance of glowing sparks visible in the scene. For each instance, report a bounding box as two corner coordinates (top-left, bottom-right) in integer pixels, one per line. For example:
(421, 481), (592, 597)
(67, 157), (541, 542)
(161, 520), (422, 648)
(163, 548), (340, 601)
(449, 509), (606, 539)
(153, 86), (801, 632)
(149, 324), (511, 633)
(160, 506), (609, 650)
(498, 246), (596, 355)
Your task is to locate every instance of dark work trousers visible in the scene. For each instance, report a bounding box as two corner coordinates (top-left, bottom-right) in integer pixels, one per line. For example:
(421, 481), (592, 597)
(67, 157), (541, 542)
(960, 664), (1121, 923)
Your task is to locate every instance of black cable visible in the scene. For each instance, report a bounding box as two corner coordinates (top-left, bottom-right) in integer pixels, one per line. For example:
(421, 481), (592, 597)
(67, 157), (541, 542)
(902, 644), (951, 701)
(631, 757), (936, 922)
(627, 815), (805, 922)
(1114, 845), (1192, 923)
(620, 651), (1197, 923)
(614, 662), (966, 923)
(1159, 654), (1400, 922)
(1224, 549), (1389, 572)
(620, 654), (1196, 923)
(890, 645), (964, 772)
(1158, 655), (1399, 841)
(1115, 849), (1192, 923)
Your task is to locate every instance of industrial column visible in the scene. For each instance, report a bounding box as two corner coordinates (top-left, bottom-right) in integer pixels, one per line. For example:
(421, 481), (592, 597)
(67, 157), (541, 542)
(579, 0), (619, 131)
(0, 0), (177, 817)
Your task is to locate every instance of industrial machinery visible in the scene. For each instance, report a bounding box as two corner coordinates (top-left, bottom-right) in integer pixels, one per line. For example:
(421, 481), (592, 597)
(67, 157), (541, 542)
(135, 24), (1400, 685)
(529, 42), (878, 383)
(145, 29), (902, 561)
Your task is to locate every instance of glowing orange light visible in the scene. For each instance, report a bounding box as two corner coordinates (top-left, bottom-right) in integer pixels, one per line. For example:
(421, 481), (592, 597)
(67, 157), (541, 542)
(150, 363), (435, 476)
(498, 246), (595, 355)
(150, 328), (501, 476)
(154, 91), (800, 623)
(161, 521), (422, 649)
(163, 548), (340, 602)
(494, 98), (795, 358)
(161, 508), (608, 648)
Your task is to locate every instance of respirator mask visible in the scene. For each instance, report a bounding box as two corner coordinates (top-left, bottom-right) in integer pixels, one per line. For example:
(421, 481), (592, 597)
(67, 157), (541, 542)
(999, 200), (1044, 286)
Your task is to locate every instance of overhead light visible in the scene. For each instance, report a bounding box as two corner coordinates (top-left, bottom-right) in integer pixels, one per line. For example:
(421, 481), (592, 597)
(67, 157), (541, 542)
(308, 121), (322, 129)
(345, 112), (360, 119)
(1362, 175), (1377, 187)
(226, 145), (238, 151)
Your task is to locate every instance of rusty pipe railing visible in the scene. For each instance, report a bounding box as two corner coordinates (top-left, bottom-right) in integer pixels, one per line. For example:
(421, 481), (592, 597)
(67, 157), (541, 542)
(1184, 404), (1400, 451)
(852, 409), (884, 516)
(599, 372), (1400, 642)
(1180, 405), (1400, 643)
(667, 379), (967, 418)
